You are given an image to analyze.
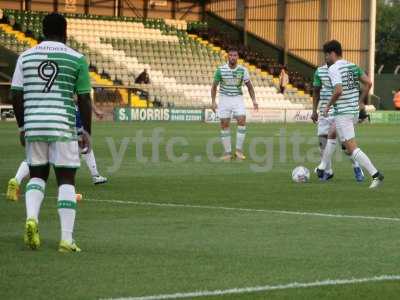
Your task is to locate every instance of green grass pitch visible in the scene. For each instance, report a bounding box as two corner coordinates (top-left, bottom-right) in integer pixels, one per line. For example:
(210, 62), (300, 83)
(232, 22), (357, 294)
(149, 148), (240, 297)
(1, 121), (400, 300)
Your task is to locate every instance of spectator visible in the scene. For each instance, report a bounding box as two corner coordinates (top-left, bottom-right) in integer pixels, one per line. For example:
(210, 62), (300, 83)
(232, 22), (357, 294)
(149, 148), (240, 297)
(268, 66), (275, 76)
(279, 66), (289, 93)
(135, 69), (151, 84)
(90, 89), (104, 119)
(393, 89), (400, 110)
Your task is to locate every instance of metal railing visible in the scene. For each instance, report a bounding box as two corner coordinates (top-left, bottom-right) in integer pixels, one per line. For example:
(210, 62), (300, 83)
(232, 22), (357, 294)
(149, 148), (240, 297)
(0, 81), (155, 108)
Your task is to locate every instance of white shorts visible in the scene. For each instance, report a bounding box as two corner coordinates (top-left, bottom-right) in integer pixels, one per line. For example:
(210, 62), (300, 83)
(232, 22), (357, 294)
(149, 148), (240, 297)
(334, 114), (358, 142)
(317, 116), (335, 136)
(217, 95), (246, 119)
(26, 141), (80, 168)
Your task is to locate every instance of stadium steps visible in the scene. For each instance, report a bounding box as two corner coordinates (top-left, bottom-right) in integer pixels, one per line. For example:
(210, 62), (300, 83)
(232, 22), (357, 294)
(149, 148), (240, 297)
(0, 24), (120, 118)
(2, 9), (312, 110)
(63, 13), (300, 108)
(0, 24), (37, 54)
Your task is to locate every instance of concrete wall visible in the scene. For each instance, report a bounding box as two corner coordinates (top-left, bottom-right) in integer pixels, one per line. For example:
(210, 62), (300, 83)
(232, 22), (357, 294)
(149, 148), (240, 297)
(207, 0), (373, 71)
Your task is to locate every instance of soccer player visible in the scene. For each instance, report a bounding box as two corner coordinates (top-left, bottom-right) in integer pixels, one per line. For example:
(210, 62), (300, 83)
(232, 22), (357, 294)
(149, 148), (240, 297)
(5, 106), (107, 202)
(211, 48), (258, 160)
(318, 40), (383, 188)
(312, 63), (364, 182)
(76, 105), (107, 185)
(10, 13), (92, 251)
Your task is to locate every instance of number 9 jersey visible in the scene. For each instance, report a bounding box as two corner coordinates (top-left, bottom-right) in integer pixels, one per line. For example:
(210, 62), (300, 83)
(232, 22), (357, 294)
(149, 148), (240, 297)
(10, 41), (91, 142)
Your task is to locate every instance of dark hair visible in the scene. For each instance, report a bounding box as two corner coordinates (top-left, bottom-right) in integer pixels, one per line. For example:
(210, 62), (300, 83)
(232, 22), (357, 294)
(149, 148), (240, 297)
(43, 13), (67, 39)
(323, 40), (342, 56)
(228, 47), (239, 54)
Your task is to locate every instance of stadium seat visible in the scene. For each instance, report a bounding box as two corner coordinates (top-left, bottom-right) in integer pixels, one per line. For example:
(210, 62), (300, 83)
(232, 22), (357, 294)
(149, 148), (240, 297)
(1, 9), (312, 109)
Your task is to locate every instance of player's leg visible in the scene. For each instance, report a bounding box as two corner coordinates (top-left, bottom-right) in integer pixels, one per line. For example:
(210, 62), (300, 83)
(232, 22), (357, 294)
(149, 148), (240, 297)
(317, 117), (364, 181)
(217, 96), (233, 160)
(24, 142), (50, 249)
(314, 134), (327, 178)
(81, 149), (107, 185)
(26, 165), (49, 223)
(6, 160), (30, 201)
(233, 96), (247, 160)
(319, 135), (328, 156)
(15, 160), (30, 184)
(317, 122), (336, 180)
(316, 117), (334, 178)
(317, 116), (329, 155)
(234, 115), (246, 160)
(219, 118), (232, 160)
(341, 143), (364, 182)
(52, 141), (81, 252)
(54, 167), (81, 252)
(337, 115), (383, 188)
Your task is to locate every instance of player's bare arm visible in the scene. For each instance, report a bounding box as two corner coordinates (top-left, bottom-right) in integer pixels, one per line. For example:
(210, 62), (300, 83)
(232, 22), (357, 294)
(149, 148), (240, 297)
(312, 86), (321, 123)
(245, 81), (258, 110)
(77, 93), (92, 153)
(211, 80), (219, 113)
(10, 90), (25, 147)
(359, 74), (372, 110)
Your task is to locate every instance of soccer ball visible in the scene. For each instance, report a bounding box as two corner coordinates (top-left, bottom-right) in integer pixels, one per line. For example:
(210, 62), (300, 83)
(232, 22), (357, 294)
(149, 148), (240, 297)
(292, 166), (310, 183)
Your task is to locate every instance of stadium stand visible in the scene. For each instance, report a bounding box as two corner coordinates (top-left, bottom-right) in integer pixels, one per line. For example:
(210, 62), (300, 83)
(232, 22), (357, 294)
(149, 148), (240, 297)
(0, 9), (312, 110)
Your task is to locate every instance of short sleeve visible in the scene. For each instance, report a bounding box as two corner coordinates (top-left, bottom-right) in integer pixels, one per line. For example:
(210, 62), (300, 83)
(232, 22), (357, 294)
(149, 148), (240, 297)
(243, 67), (250, 83)
(213, 67), (221, 82)
(328, 63), (342, 87)
(355, 65), (365, 78)
(75, 56), (91, 94)
(313, 70), (321, 87)
(11, 56), (24, 91)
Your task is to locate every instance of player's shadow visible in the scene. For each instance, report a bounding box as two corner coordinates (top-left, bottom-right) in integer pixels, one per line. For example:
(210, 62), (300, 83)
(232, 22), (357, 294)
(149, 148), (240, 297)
(0, 235), (59, 252)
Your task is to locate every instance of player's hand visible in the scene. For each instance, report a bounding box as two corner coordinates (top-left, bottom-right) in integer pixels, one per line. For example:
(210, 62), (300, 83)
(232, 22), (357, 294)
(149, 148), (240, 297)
(79, 130), (91, 154)
(19, 131), (25, 147)
(311, 111), (318, 123)
(211, 102), (217, 113)
(358, 107), (369, 123)
(253, 101), (259, 111)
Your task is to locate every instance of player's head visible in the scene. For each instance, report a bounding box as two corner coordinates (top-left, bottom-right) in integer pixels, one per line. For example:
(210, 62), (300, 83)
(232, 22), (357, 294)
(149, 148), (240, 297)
(227, 47), (239, 66)
(43, 13), (67, 43)
(323, 40), (342, 65)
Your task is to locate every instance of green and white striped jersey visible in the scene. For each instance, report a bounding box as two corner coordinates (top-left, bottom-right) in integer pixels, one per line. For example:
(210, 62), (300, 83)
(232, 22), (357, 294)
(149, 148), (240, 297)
(328, 59), (364, 116)
(213, 64), (251, 96)
(11, 41), (91, 142)
(313, 64), (333, 116)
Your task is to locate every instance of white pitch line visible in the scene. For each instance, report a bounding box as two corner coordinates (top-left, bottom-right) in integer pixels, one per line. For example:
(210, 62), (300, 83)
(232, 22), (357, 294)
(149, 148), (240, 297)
(103, 274), (400, 300)
(4, 192), (400, 222)
(84, 198), (400, 223)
